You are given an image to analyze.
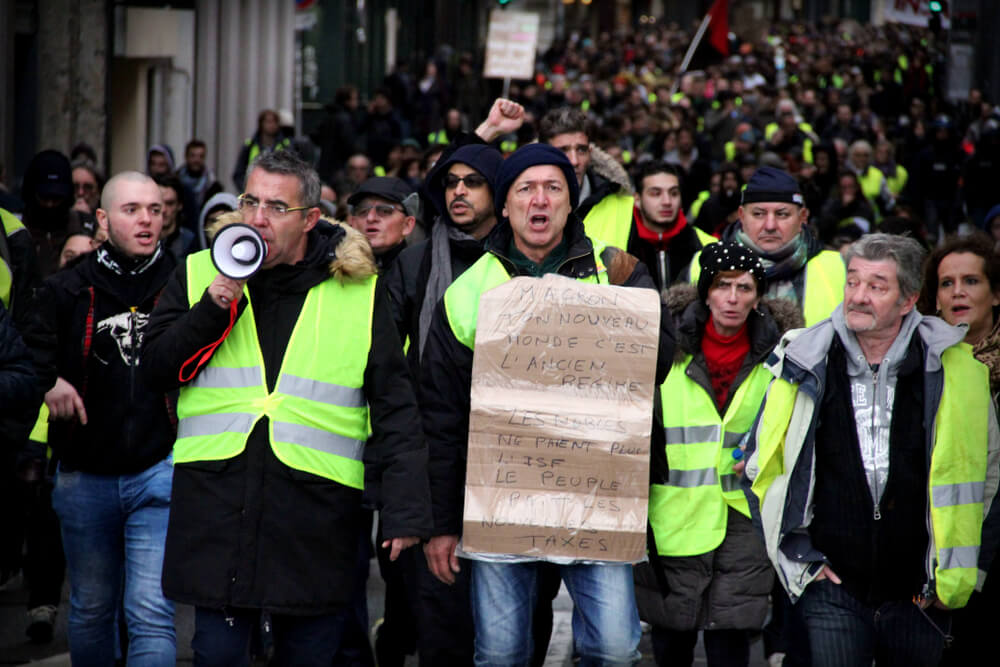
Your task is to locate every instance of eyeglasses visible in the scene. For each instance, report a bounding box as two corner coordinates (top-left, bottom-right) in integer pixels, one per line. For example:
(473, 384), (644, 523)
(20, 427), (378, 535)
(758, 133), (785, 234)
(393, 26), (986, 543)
(237, 194), (313, 217)
(444, 173), (487, 189)
(350, 203), (405, 218)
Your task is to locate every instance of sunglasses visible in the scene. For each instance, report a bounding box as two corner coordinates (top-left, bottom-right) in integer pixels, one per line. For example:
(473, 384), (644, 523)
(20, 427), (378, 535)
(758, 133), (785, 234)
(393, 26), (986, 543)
(444, 173), (487, 189)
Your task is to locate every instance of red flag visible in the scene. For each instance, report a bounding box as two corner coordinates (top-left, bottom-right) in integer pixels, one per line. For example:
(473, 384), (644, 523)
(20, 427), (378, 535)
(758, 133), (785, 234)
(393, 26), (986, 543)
(707, 0), (729, 56)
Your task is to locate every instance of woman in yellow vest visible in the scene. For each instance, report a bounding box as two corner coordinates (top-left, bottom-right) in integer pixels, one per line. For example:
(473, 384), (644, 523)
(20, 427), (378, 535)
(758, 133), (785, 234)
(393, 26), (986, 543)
(918, 232), (1000, 666)
(635, 242), (803, 667)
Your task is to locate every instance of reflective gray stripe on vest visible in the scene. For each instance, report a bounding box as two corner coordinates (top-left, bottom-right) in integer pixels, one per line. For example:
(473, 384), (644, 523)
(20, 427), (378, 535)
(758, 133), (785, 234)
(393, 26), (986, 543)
(273, 421), (364, 461)
(177, 412), (257, 438)
(192, 366), (263, 389)
(664, 425), (721, 445)
(278, 374), (365, 409)
(938, 545), (979, 570)
(931, 481), (985, 509)
(723, 431), (747, 448)
(720, 473), (741, 493)
(667, 467), (718, 488)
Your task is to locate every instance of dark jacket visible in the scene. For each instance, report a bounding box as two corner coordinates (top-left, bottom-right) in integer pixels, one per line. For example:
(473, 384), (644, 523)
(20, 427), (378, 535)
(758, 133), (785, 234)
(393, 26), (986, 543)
(23, 244), (177, 474)
(0, 300), (38, 481)
(0, 209), (42, 325)
(818, 195), (877, 243)
(626, 213), (709, 292)
(0, 300), (39, 422)
(21, 150), (98, 279)
(312, 102), (363, 183)
(0, 210), (44, 457)
(386, 234), (486, 380)
(143, 221), (430, 614)
(420, 215), (676, 536)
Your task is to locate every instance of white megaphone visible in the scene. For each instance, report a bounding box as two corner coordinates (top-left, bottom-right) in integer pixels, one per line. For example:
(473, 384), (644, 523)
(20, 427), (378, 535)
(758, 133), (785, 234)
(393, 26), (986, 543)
(211, 223), (267, 280)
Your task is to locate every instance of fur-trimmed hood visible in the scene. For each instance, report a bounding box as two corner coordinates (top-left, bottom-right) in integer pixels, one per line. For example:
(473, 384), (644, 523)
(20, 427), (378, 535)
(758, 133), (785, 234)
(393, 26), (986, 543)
(211, 215), (377, 282)
(665, 283), (805, 361)
(588, 144), (633, 195)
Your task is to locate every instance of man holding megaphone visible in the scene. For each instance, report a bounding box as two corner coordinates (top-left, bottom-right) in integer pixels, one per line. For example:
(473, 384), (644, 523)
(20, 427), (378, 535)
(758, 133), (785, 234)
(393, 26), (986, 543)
(144, 150), (431, 663)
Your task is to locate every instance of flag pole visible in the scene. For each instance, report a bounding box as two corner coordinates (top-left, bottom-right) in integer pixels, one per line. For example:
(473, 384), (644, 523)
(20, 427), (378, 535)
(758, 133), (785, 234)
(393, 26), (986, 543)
(670, 12), (713, 97)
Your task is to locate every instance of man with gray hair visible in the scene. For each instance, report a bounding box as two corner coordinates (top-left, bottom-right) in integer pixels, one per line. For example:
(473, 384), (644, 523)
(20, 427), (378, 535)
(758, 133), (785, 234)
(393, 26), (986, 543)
(845, 139), (894, 218)
(143, 150), (430, 662)
(742, 233), (1000, 666)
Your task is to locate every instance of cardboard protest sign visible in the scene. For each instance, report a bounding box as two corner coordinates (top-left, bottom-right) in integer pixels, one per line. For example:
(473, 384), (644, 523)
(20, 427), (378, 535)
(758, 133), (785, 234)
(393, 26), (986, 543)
(461, 273), (660, 562)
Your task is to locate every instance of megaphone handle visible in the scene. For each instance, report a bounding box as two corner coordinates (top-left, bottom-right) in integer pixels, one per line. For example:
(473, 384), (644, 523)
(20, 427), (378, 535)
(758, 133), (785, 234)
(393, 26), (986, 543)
(178, 299), (239, 383)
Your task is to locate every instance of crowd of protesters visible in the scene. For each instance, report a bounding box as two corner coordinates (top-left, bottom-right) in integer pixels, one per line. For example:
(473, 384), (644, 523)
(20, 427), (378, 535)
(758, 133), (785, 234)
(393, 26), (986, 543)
(0, 13), (999, 667)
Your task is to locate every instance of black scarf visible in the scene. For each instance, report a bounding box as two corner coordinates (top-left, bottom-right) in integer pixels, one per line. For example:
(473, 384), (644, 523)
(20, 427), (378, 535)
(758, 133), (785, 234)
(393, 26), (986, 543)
(96, 242), (164, 276)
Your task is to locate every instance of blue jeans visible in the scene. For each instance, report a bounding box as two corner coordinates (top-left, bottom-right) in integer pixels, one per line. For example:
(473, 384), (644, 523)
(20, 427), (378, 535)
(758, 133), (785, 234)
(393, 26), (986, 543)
(52, 457), (176, 666)
(798, 579), (951, 667)
(470, 560), (640, 667)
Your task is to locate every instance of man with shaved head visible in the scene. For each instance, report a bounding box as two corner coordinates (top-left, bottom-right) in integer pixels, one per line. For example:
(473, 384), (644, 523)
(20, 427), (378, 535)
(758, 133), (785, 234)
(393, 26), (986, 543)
(23, 170), (178, 664)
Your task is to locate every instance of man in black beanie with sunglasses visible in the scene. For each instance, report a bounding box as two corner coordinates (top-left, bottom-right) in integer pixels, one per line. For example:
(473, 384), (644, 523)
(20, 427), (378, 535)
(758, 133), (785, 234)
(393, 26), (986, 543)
(379, 97), (520, 667)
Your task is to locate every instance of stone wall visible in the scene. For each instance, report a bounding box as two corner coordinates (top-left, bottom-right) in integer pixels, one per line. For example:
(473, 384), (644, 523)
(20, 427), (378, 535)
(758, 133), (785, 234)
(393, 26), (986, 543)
(36, 0), (108, 166)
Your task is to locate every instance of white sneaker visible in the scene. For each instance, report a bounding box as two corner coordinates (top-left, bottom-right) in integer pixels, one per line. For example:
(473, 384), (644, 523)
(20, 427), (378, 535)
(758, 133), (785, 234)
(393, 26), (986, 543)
(767, 652), (786, 667)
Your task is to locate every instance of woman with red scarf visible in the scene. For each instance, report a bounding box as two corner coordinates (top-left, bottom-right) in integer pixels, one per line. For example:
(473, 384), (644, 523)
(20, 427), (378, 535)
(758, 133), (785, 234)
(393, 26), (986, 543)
(635, 242), (803, 667)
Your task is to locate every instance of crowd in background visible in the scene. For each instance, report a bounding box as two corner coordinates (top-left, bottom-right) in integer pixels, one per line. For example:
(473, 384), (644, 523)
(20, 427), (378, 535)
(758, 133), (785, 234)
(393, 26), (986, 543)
(2, 18), (995, 259)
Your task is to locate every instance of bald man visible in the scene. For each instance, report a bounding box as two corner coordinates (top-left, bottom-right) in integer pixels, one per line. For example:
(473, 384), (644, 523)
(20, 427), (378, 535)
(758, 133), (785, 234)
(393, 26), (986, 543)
(23, 171), (179, 664)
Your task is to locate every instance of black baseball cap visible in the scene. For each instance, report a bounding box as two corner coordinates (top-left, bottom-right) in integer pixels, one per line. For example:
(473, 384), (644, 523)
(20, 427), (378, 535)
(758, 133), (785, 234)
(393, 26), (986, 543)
(347, 177), (417, 216)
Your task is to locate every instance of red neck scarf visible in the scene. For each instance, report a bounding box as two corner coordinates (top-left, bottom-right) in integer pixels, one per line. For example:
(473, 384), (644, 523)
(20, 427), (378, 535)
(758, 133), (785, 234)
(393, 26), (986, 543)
(701, 317), (750, 409)
(633, 205), (687, 250)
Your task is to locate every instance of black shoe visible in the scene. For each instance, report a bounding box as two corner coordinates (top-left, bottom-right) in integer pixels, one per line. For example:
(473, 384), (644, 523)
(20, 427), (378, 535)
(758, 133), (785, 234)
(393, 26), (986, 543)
(26, 605), (56, 644)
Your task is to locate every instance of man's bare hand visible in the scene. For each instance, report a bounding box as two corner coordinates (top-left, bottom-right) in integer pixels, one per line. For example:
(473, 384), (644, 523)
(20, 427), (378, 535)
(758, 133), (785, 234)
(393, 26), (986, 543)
(815, 565), (842, 584)
(476, 98), (525, 143)
(207, 274), (246, 310)
(46, 377), (88, 425)
(382, 536), (420, 562)
(424, 534), (461, 585)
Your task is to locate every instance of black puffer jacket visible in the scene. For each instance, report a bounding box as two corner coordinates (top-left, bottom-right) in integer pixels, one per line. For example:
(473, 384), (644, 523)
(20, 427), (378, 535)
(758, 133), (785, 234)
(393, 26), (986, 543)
(143, 221), (430, 614)
(23, 244), (176, 475)
(420, 215), (676, 536)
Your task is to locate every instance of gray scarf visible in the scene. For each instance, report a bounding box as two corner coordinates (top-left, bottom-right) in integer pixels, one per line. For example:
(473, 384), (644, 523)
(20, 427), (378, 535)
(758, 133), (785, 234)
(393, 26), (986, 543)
(418, 221), (478, 358)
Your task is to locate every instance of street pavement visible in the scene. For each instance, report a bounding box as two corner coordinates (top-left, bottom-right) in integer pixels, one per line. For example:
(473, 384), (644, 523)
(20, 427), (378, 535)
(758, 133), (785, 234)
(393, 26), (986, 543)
(1, 562), (767, 666)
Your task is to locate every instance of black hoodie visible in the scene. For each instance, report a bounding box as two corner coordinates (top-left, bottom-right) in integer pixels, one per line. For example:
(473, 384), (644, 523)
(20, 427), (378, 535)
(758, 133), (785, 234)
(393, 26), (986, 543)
(385, 138), (503, 378)
(24, 243), (177, 474)
(21, 150), (97, 278)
